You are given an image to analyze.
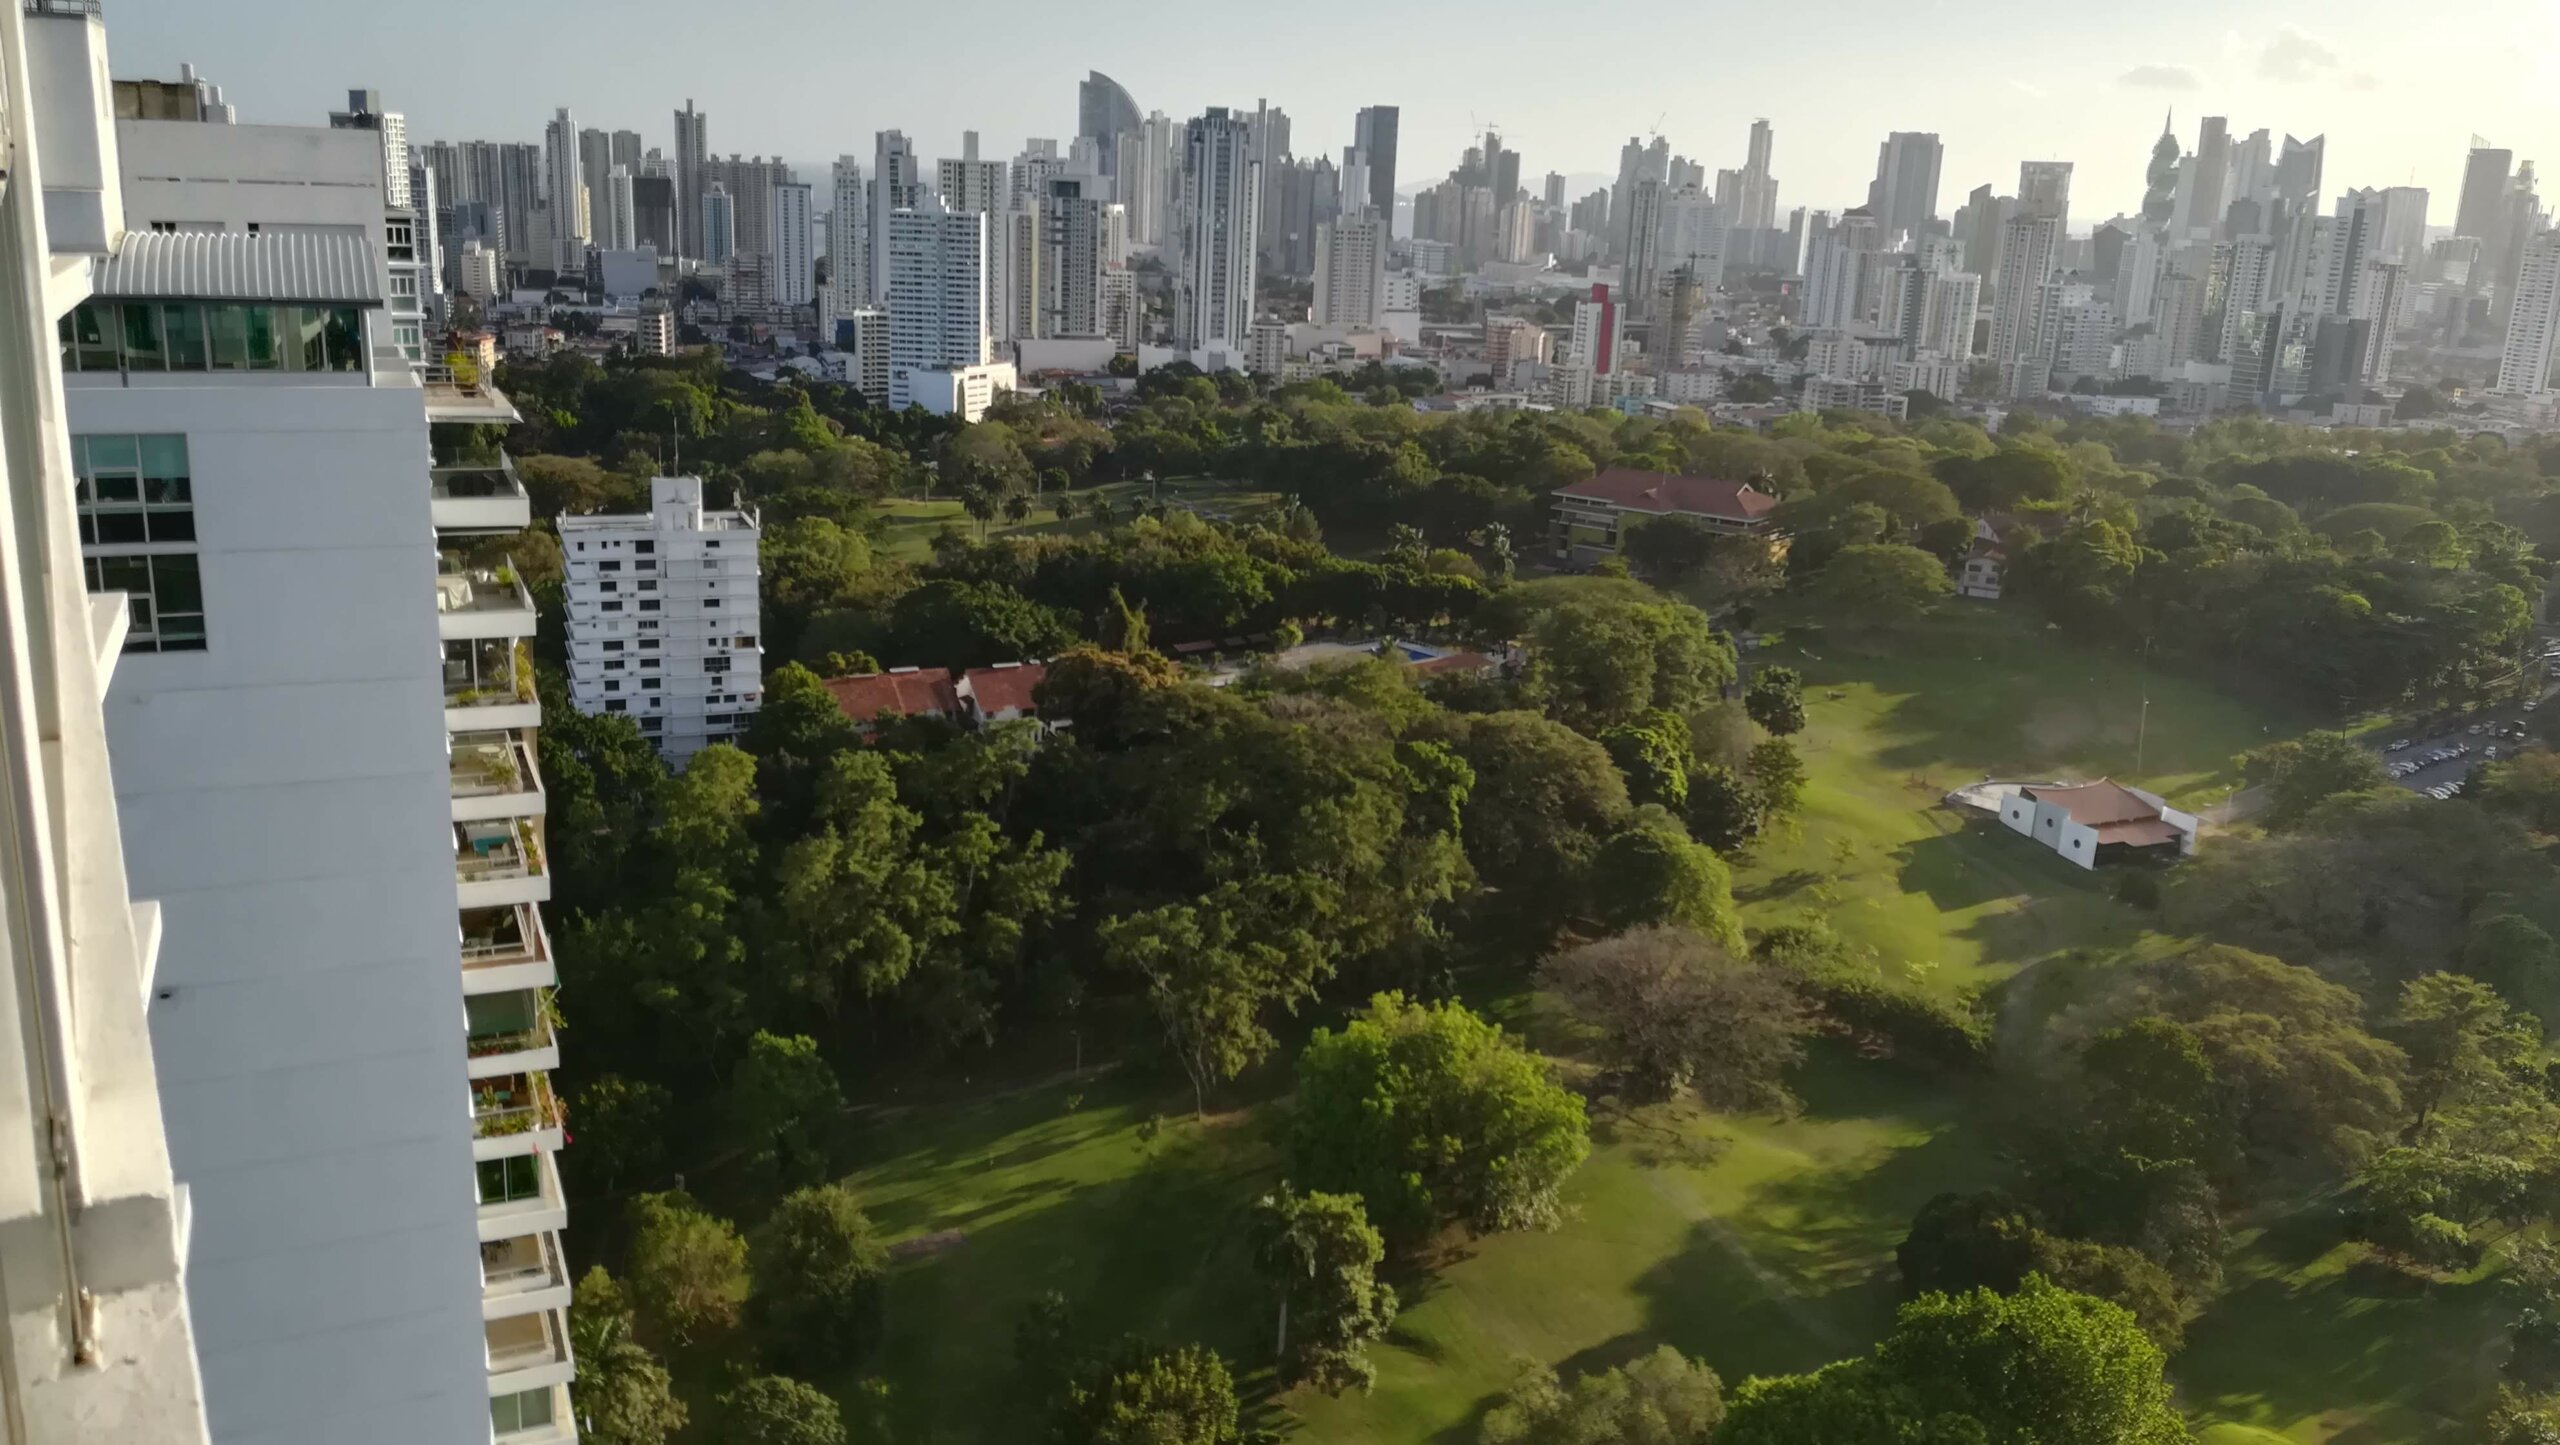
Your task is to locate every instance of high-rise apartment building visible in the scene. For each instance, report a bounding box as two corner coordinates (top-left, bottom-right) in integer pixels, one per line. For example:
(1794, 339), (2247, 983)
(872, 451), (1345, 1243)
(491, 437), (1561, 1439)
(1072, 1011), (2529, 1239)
(1799, 209), (1882, 332)
(2188, 116), (2230, 238)
(2496, 230), (2560, 394)
(1354, 105), (1399, 220)
(1990, 211), (2063, 396)
(1313, 213), (1388, 327)
(1867, 131), (1942, 241)
(631, 172), (678, 256)
(773, 180), (813, 308)
(577, 127), (612, 237)
(3, 10), (215, 1440)
(1175, 107), (1261, 357)
(541, 108), (587, 272)
(601, 165), (636, 250)
(887, 199), (1014, 419)
(329, 88), (409, 207)
(2017, 160), (2072, 230)
(2456, 143), (2515, 265)
(702, 182), (735, 264)
(825, 156), (866, 331)
(562, 478), (763, 765)
(869, 130), (925, 305)
(938, 131), (1007, 217)
(1079, 70), (1142, 171)
(673, 99), (708, 260)
(56, 49), (575, 1445)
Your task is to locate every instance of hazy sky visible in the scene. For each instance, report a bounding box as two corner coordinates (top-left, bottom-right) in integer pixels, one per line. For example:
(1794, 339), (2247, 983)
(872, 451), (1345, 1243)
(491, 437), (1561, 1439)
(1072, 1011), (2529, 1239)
(101, 0), (2557, 229)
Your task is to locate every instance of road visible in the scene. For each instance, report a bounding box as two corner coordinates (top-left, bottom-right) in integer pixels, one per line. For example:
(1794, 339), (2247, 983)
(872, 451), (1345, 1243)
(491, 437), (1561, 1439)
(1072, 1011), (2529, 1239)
(2369, 663), (2556, 796)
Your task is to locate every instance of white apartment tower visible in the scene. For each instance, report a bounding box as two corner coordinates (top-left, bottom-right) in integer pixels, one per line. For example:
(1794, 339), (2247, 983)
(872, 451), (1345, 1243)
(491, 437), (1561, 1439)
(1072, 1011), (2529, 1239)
(869, 130), (925, 305)
(602, 165), (635, 252)
(57, 45), (578, 1445)
(1312, 212), (1387, 326)
(541, 107), (587, 273)
(824, 156), (865, 331)
(2496, 230), (2560, 394)
(2, 7), (213, 1439)
(1176, 107), (1261, 356)
(937, 131), (1006, 217)
(561, 479), (763, 765)
(887, 198), (1015, 419)
(1990, 212), (2063, 396)
(772, 179), (813, 307)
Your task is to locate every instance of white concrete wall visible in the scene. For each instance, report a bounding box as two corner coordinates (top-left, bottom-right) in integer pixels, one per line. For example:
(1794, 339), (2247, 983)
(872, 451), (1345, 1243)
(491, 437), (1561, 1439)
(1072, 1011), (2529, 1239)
(72, 379), (487, 1445)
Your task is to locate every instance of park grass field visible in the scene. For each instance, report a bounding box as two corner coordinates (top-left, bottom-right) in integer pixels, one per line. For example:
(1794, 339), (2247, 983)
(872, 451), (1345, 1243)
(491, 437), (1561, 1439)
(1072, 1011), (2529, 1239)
(873, 479), (1287, 563)
(818, 605), (2496, 1443)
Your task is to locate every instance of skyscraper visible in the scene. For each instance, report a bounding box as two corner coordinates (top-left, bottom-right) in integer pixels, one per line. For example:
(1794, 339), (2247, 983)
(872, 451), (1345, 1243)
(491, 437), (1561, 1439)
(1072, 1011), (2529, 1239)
(602, 164), (636, 250)
(2189, 116), (2231, 238)
(1313, 212), (1387, 326)
(577, 125), (612, 237)
(702, 181), (735, 264)
(869, 130), (925, 305)
(2457, 142), (2516, 251)
(773, 179), (813, 307)
(887, 198), (1012, 418)
(674, 98), (708, 259)
(1079, 70), (1142, 172)
(826, 156), (866, 331)
(2495, 229), (2560, 394)
(1739, 118), (1778, 232)
(2018, 160), (2072, 230)
(1355, 105), (1399, 219)
(938, 131), (1006, 217)
(1175, 107), (1261, 356)
(1867, 131), (1943, 240)
(328, 88), (408, 207)
(542, 107), (588, 271)
(1991, 208), (2064, 396)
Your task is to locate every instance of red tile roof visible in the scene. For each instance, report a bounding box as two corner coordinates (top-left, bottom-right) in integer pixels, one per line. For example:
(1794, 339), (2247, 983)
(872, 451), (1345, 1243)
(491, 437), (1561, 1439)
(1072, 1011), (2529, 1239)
(823, 670), (958, 723)
(1554, 468), (1779, 522)
(1408, 651), (1496, 677)
(963, 662), (1049, 718)
(2021, 780), (2161, 827)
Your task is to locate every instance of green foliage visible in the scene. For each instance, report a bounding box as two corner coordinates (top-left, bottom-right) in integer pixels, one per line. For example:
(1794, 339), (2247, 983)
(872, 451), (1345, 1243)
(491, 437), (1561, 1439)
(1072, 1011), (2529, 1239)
(1291, 992), (1591, 1245)
(1744, 666), (1807, 735)
(626, 1191), (751, 1345)
(1622, 514), (1720, 582)
(1513, 587), (1736, 730)
(1809, 543), (1954, 630)
(1052, 1341), (1243, 1445)
(718, 1374), (849, 1445)
(1587, 807), (1745, 949)
(1253, 1185), (1399, 1393)
(1600, 715), (1693, 812)
(1479, 1345), (1726, 1445)
(753, 1183), (889, 1370)
(1723, 1277), (2186, 1445)
(566, 1074), (671, 1196)
(731, 1032), (845, 1189)
(877, 578), (1080, 669)
(1542, 926), (1814, 1109)
(2240, 728), (2392, 825)
(1100, 881), (1329, 1115)
(1747, 738), (1808, 818)
(568, 1267), (688, 1445)
(1897, 1192), (2042, 1300)
(2479, 750), (2560, 835)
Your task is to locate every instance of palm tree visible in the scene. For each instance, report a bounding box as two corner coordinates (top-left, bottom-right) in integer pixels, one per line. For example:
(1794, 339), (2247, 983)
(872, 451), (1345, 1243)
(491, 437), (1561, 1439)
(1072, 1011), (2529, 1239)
(1470, 523), (1517, 584)
(1002, 491), (1033, 526)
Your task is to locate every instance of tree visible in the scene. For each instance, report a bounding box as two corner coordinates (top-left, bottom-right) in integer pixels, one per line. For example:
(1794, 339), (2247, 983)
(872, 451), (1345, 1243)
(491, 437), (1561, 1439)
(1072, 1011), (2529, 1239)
(2479, 750), (2560, 835)
(1542, 926), (1813, 1109)
(1480, 1346), (1726, 1445)
(1100, 882), (1329, 1116)
(1512, 587), (1737, 730)
(1600, 712), (1693, 811)
(568, 1267), (688, 1445)
(878, 578), (1079, 668)
(718, 1375), (848, 1445)
(1744, 666), (1807, 736)
(1748, 738), (1809, 817)
(1896, 1192), (2042, 1300)
(1684, 761), (1768, 852)
(1721, 1277), (2186, 1445)
(1807, 543), (1953, 630)
(2464, 913), (2560, 1029)
(625, 1191), (750, 1345)
(566, 1074), (671, 1196)
(1623, 514), (1719, 581)
(1252, 1185), (1399, 1393)
(2486, 1390), (2560, 1445)
(2240, 729), (2392, 825)
(1586, 808), (1746, 947)
(753, 1183), (890, 1371)
(1443, 710), (1632, 921)
(1052, 1341), (1243, 1445)
(2392, 971), (2541, 1139)
(1291, 993), (1591, 1245)
(731, 1031), (845, 1189)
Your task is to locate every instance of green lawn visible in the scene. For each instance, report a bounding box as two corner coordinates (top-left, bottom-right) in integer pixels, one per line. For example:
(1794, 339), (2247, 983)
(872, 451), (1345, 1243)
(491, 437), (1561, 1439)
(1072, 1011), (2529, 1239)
(874, 479), (1287, 562)
(813, 605), (2476, 1443)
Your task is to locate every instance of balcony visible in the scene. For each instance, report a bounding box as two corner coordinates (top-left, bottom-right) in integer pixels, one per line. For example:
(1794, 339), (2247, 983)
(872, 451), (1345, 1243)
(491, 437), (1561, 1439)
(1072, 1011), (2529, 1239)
(490, 1382), (578, 1445)
(484, 1307), (574, 1394)
(471, 1070), (563, 1159)
(476, 1147), (566, 1241)
(431, 452), (532, 533)
(481, 1230), (572, 1322)
(437, 558), (536, 642)
(422, 361), (523, 425)
(445, 637), (539, 730)
(466, 988), (560, 1081)
(461, 903), (554, 994)
(455, 818), (548, 908)
(451, 729), (544, 824)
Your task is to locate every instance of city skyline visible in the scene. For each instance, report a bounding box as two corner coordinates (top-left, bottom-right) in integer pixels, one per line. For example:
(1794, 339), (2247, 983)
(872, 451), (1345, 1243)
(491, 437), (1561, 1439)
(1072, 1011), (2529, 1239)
(101, 0), (2554, 230)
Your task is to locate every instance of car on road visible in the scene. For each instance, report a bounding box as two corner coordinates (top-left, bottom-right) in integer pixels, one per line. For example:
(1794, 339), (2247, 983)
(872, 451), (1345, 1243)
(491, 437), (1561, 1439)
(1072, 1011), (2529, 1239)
(2387, 738), (2414, 752)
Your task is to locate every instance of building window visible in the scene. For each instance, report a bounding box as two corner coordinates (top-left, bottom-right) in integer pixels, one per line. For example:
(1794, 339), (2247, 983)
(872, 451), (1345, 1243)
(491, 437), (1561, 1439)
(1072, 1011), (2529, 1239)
(641, 678), (661, 691)
(597, 580), (617, 594)
(475, 1155), (540, 1205)
(75, 435), (204, 652)
(634, 541), (654, 555)
(639, 600), (661, 612)
(636, 580), (656, 592)
(638, 638), (660, 650)
(703, 598), (719, 610)
(598, 560), (621, 573)
(491, 1387), (555, 1437)
(60, 301), (363, 374)
(601, 601), (623, 613)
(704, 655), (731, 674)
(605, 699), (627, 714)
(639, 715), (663, 733)
(603, 639), (625, 653)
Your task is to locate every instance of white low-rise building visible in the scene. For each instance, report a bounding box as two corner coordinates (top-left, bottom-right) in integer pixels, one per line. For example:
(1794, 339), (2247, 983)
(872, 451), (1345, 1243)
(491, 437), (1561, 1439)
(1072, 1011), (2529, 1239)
(1995, 779), (2198, 869)
(562, 477), (763, 765)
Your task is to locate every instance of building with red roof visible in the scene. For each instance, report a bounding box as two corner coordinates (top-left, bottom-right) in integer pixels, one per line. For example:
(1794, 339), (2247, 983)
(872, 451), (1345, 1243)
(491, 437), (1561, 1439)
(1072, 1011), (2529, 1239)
(959, 662), (1050, 725)
(1551, 467), (1780, 565)
(1996, 778), (2198, 869)
(822, 668), (959, 729)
